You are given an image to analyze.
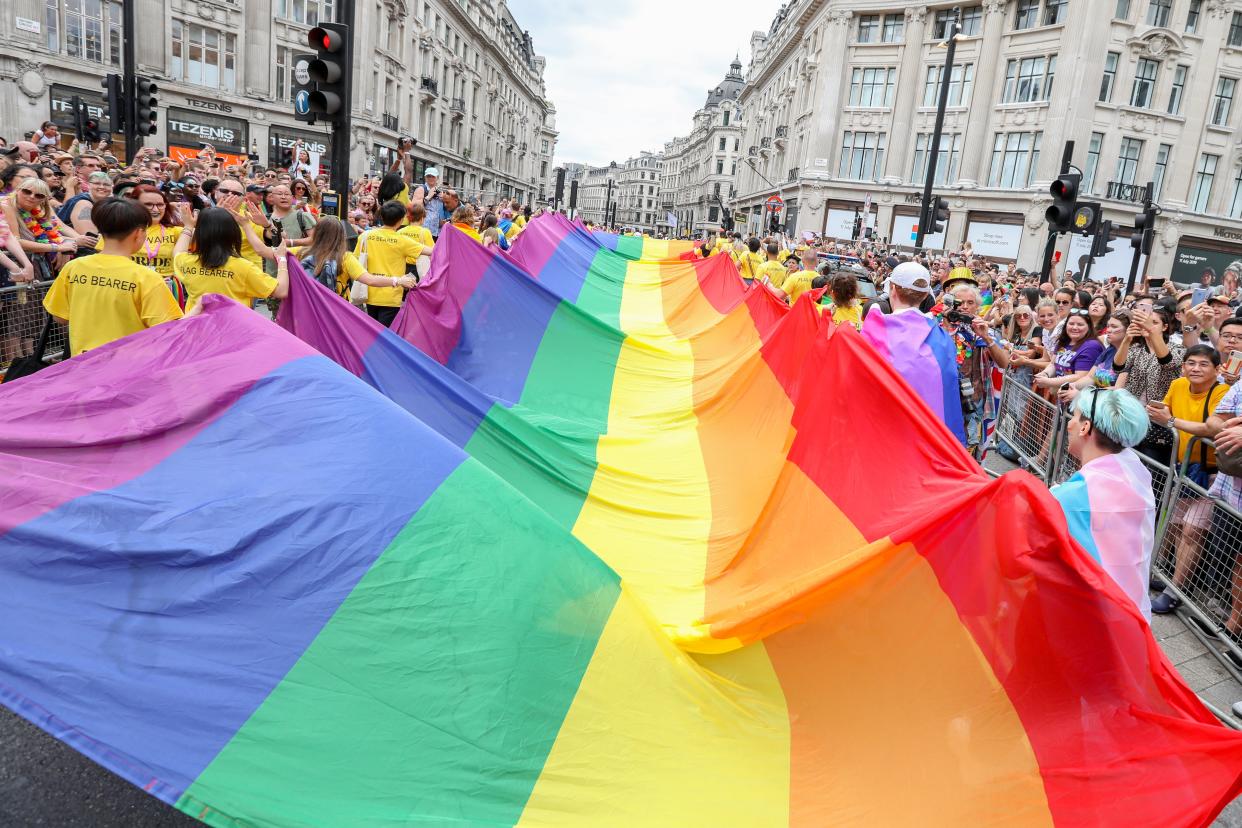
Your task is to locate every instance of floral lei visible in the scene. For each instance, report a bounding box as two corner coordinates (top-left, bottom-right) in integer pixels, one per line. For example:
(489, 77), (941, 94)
(18, 206), (61, 246)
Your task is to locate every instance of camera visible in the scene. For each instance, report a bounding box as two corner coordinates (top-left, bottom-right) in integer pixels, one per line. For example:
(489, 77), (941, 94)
(399, 136), (416, 149)
(941, 294), (974, 325)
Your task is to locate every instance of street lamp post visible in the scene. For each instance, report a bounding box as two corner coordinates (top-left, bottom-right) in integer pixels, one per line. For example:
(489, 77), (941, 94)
(916, 9), (961, 250)
(604, 177), (614, 227)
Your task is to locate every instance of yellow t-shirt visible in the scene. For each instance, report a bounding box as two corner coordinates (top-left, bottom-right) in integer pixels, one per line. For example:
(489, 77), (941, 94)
(236, 203), (267, 267)
(174, 252), (278, 310)
(780, 271), (816, 305)
(755, 260), (787, 287)
(832, 302), (864, 331)
(735, 250), (764, 280)
(93, 225), (184, 277)
(355, 227), (427, 306)
(290, 246), (365, 296)
(1163, 378), (1229, 466)
(398, 223), (434, 248)
(43, 254), (182, 356)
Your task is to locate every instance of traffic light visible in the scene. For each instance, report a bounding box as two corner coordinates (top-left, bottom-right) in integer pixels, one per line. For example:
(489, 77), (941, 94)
(928, 196), (949, 235)
(280, 146), (295, 169)
(134, 76), (159, 137)
(307, 23), (349, 123)
(1132, 203), (1158, 255)
(1046, 173), (1081, 233)
(83, 116), (102, 144)
(100, 74), (123, 133)
(1089, 220), (1115, 259)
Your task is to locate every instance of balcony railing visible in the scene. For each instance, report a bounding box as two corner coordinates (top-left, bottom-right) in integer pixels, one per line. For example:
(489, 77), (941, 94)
(485, 156), (495, 167)
(419, 76), (438, 99)
(1105, 181), (1148, 204)
(382, 113), (399, 131)
(774, 125), (789, 139)
(760, 137), (772, 148)
(505, 133), (516, 146)
(450, 97), (466, 115)
(748, 145), (758, 157)
(787, 167), (799, 182)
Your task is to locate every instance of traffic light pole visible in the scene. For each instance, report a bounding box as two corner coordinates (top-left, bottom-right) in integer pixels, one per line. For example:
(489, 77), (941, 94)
(1040, 140), (1076, 286)
(122, 0), (140, 157)
(916, 10), (959, 250)
(1126, 182), (1155, 296)
(328, 1), (355, 200)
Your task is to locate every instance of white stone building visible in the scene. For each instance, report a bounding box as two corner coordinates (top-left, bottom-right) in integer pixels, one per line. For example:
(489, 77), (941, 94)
(659, 59), (745, 238)
(1, 0), (556, 206)
(615, 151), (663, 234)
(732, 0), (1242, 281)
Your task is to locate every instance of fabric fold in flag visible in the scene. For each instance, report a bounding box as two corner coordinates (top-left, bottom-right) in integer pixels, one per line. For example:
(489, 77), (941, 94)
(3, 228), (1242, 827)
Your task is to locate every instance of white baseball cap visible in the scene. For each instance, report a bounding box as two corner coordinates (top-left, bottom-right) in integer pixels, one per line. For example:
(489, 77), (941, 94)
(888, 261), (932, 294)
(424, 167), (440, 178)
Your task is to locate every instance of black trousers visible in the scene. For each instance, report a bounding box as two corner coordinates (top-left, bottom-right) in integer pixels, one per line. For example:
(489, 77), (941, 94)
(366, 304), (399, 328)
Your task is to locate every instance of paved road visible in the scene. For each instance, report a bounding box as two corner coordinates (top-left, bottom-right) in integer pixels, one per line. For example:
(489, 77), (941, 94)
(2, 452), (1239, 825)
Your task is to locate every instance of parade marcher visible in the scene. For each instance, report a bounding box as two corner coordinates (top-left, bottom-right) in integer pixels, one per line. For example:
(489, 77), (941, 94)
(172, 202), (289, 312)
(1051, 387), (1155, 619)
(410, 167), (448, 239)
(42, 197), (182, 356)
(354, 200), (432, 327)
(293, 216), (415, 298)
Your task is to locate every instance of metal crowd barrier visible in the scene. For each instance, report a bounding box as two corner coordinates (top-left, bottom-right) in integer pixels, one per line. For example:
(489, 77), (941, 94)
(994, 370), (1063, 481)
(0, 280), (66, 377)
(1151, 437), (1242, 682)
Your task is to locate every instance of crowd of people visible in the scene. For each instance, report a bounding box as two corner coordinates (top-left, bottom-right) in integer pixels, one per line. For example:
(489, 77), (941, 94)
(5, 127), (1242, 644)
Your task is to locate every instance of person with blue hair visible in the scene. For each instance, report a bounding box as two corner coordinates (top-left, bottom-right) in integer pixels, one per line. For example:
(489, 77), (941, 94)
(1051, 387), (1157, 619)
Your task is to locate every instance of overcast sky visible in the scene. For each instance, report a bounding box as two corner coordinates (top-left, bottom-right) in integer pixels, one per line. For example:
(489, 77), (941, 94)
(508, 0), (779, 166)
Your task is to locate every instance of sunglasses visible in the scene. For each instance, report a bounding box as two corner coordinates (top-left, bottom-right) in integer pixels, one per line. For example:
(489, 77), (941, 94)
(216, 188), (244, 196)
(19, 189), (47, 200)
(1083, 388), (1116, 436)
(1067, 308), (1091, 317)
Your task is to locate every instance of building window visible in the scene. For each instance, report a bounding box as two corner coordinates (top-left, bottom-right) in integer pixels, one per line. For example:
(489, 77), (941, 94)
(1044, 0), (1068, 25)
(849, 67), (896, 107)
(171, 19), (237, 91)
(1114, 137), (1143, 186)
(718, 136), (726, 151)
(1229, 165), (1242, 219)
(1015, 0), (1040, 29)
(1002, 56), (1056, 103)
(1100, 52), (1119, 102)
(46, 0), (124, 65)
(1186, 0), (1202, 32)
(275, 46), (290, 102)
(1083, 132), (1104, 194)
(1130, 58), (1159, 108)
(1146, 0), (1172, 27)
(838, 131), (887, 181)
(275, 0), (335, 25)
(1168, 65), (1187, 115)
(922, 63), (974, 107)
(1213, 76), (1236, 126)
(1191, 153), (1218, 212)
(932, 7), (982, 38)
(1231, 13), (1242, 47)
(988, 131), (1042, 188)
(716, 159), (724, 174)
(881, 14), (905, 42)
(1115, 0), (1131, 19)
(857, 14), (879, 43)
(1152, 143), (1171, 201)
(911, 133), (963, 186)
(723, 109), (730, 126)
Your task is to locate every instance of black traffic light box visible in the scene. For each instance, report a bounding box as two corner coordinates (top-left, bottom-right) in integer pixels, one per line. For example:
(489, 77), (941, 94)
(1132, 204), (1158, 255)
(306, 24), (350, 125)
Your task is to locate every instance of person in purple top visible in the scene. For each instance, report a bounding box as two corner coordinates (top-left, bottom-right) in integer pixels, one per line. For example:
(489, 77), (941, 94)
(1033, 308), (1103, 395)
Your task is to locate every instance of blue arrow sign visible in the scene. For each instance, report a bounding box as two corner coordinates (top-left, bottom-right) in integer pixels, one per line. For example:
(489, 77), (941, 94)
(294, 89), (311, 116)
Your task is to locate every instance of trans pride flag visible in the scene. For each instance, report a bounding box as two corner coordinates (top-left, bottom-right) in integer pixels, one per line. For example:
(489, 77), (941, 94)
(861, 307), (967, 444)
(1052, 448), (1158, 619)
(2, 228), (1242, 826)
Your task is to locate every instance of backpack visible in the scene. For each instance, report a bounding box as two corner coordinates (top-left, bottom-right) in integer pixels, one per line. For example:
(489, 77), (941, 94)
(299, 254), (339, 292)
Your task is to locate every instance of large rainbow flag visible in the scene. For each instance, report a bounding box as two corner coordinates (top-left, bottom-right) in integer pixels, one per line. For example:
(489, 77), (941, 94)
(2, 220), (1242, 826)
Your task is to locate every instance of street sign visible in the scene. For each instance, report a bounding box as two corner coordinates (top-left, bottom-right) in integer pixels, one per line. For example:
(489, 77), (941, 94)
(294, 89), (311, 116)
(294, 58), (311, 86)
(291, 53), (317, 124)
(765, 195), (784, 212)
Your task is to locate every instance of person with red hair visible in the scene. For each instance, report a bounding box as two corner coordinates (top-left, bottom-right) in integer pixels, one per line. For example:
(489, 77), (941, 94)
(117, 184), (187, 307)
